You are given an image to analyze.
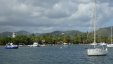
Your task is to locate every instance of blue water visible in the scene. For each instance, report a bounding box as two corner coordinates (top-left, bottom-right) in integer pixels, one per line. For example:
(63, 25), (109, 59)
(0, 45), (113, 64)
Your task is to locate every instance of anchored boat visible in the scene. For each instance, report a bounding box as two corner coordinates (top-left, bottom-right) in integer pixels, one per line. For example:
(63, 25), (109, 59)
(5, 43), (18, 49)
(87, 0), (108, 56)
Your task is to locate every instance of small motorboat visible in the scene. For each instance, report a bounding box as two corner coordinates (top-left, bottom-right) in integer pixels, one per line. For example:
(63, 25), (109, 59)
(5, 43), (18, 49)
(28, 42), (39, 47)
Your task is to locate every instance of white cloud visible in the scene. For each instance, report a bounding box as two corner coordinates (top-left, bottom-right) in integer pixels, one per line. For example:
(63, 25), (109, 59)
(0, 0), (113, 33)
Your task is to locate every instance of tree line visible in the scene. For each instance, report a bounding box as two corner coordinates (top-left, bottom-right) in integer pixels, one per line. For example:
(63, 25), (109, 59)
(0, 33), (111, 45)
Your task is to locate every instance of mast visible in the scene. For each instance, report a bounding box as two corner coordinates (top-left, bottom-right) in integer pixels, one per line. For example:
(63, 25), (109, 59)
(111, 26), (112, 44)
(93, 0), (96, 44)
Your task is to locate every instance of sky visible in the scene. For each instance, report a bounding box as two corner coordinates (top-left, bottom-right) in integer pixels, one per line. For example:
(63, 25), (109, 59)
(0, 0), (113, 33)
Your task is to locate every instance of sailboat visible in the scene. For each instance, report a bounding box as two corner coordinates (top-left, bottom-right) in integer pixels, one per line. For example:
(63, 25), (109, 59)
(87, 0), (108, 56)
(107, 26), (113, 47)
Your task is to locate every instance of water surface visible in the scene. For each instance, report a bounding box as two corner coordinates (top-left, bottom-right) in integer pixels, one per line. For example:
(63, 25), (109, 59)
(0, 45), (113, 64)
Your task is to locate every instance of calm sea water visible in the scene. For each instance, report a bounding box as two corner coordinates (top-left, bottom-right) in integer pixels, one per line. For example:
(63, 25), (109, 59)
(0, 45), (113, 64)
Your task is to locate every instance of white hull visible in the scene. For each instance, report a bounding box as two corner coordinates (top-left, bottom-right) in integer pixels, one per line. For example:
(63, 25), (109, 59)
(99, 42), (107, 46)
(107, 44), (113, 47)
(87, 48), (107, 56)
(28, 42), (39, 47)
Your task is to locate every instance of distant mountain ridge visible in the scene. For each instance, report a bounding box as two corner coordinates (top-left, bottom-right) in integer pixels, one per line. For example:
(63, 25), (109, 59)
(96, 26), (112, 37)
(0, 31), (30, 37)
(0, 26), (113, 37)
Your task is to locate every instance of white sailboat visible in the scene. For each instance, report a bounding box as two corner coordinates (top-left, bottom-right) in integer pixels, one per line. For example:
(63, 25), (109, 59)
(107, 26), (113, 47)
(87, 0), (108, 56)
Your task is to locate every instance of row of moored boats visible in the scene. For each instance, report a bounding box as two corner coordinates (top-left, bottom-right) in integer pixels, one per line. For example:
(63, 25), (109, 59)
(5, 42), (46, 49)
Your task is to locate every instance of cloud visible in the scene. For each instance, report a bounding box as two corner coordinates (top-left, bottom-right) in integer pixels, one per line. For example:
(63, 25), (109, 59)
(0, 0), (113, 33)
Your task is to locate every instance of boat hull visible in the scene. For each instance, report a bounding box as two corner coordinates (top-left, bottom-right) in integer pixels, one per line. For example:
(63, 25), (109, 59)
(5, 46), (18, 49)
(107, 44), (113, 47)
(28, 45), (40, 47)
(28, 42), (39, 47)
(87, 48), (107, 56)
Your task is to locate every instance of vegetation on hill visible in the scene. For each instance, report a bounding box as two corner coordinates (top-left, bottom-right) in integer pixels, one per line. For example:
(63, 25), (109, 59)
(0, 26), (112, 45)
